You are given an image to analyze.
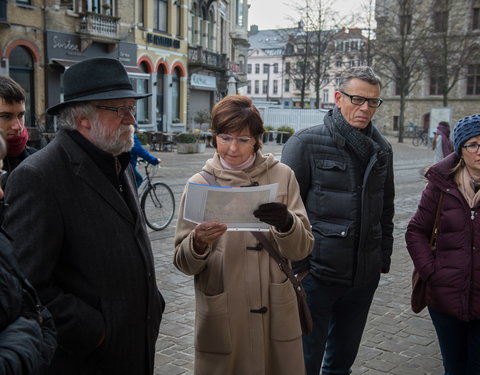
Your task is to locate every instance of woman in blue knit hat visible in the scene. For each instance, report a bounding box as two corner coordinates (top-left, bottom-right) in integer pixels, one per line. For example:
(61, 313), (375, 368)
(406, 114), (480, 375)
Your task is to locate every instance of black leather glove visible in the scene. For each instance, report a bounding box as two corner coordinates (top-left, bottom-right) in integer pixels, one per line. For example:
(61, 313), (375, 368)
(253, 202), (293, 232)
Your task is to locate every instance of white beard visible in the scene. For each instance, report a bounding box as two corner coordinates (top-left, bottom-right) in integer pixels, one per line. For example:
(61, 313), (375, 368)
(89, 116), (134, 156)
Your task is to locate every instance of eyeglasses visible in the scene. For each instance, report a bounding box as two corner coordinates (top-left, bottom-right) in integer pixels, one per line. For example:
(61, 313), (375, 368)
(216, 134), (253, 145)
(463, 142), (480, 153)
(95, 105), (136, 118)
(340, 91), (383, 108)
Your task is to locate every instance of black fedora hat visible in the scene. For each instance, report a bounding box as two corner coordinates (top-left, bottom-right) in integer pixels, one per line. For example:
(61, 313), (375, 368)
(47, 57), (151, 115)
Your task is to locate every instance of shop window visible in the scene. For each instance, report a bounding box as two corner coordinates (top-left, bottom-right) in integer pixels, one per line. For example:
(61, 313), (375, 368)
(172, 68), (181, 123)
(9, 46), (35, 127)
(130, 69), (150, 124)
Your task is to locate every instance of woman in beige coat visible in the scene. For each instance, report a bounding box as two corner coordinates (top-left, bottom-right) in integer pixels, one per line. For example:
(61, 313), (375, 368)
(174, 95), (314, 375)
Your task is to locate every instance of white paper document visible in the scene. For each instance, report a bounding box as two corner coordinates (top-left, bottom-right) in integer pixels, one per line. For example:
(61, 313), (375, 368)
(184, 182), (279, 231)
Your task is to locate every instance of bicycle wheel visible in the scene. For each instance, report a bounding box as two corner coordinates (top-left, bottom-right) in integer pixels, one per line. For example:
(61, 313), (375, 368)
(412, 135), (421, 146)
(141, 182), (175, 231)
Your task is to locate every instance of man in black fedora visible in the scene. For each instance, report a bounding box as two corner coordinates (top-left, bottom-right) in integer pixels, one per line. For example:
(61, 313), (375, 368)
(3, 57), (165, 375)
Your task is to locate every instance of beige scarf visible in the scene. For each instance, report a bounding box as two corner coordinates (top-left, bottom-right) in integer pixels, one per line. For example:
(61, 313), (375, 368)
(455, 166), (480, 208)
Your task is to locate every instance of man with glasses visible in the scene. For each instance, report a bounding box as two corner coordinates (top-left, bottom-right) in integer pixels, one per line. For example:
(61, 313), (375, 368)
(3, 57), (165, 375)
(282, 66), (394, 375)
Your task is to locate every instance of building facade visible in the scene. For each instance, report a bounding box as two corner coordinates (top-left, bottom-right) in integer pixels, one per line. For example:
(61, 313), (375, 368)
(375, 0), (480, 133)
(134, 0), (189, 132)
(242, 25), (369, 110)
(0, 0), (45, 128)
(187, 0), (248, 131)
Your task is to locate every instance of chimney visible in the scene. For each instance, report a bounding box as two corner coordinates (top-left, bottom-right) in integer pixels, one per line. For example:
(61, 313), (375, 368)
(250, 25), (259, 35)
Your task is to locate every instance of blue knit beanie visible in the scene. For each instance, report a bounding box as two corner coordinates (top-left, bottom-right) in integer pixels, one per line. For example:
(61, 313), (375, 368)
(453, 114), (480, 155)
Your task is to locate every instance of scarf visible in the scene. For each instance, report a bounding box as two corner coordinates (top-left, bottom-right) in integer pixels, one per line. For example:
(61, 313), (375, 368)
(220, 153), (256, 170)
(455, 166), (480, 208)
(436, 123), (453, 157)
(7, 126), (29, 157)
(331, 107), (377, 167)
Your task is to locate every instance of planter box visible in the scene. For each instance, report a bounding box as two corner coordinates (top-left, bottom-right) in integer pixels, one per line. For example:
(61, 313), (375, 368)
(176, 142), (206, 154)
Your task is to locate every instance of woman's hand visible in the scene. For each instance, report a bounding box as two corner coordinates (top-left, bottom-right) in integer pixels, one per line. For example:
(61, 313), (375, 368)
(193, 222), (227, 254)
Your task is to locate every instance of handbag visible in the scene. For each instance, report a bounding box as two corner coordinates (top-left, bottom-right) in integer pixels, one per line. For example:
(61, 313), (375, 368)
(251, 231), (313, 336)
(199, 171), (313, 335)
(411, 191), (444, 313)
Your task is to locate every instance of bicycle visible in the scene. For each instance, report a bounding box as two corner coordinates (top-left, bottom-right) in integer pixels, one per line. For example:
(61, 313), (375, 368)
(138, 160), (175, 231)
(412, 130), (429, 147)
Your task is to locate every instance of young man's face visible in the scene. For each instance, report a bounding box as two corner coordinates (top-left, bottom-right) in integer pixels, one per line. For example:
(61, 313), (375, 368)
(0, 98), (25, 139)
(334, 78), (381, 129)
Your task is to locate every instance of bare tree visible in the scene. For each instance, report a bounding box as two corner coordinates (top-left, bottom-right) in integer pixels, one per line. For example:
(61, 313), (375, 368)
(423, 0), (480, 106)
(374, 0), (430, 143)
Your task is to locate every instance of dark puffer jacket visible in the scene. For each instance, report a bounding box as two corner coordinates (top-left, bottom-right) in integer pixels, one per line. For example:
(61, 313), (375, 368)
(281, 111), (394, 287)
(0, 229), (57, 373)
(406, 153), (480, 321)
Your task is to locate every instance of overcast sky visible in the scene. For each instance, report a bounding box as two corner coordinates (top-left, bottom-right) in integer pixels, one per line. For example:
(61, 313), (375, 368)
(248, 0), (370, 31)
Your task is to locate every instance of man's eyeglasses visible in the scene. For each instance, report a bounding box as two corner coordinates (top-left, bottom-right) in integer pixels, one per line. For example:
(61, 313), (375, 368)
(216, 134), (253, 145)
(340, 91), (383, 108)
(96, 105), (136, 118)
(463, 142), (480, 153)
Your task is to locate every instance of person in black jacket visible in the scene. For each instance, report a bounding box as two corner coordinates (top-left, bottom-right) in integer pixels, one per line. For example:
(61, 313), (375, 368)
(0, 131), (56, 373)
(4, 57), (164, 375)
(281, 66), (394, 375)
(0, 76), (36, 188)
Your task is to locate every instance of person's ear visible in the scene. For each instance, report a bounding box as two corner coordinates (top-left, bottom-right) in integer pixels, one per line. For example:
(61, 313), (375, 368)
(76, 116), (92, 130)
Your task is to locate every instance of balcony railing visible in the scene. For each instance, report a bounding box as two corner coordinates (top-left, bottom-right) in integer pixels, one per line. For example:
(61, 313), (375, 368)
(79, 12), (119, 38)
(188, 46), (227, 71)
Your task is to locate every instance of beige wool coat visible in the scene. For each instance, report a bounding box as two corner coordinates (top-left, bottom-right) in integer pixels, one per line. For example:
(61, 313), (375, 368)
(174, 151), (314, 375)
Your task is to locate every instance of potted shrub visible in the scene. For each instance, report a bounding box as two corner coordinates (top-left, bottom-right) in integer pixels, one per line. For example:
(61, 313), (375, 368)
(276, 126), (295, 144)
(176, 132), (199, 154)
(193, 110), (211, 131)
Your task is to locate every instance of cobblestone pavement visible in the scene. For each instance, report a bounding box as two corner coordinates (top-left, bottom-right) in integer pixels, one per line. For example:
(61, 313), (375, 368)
(147, 136), (443, 375)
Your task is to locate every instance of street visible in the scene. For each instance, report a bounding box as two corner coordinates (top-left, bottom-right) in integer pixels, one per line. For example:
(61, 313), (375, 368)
(149, 137), (443, 375)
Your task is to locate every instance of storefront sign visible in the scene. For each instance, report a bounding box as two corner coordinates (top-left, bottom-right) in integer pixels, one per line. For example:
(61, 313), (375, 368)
(46, 31), (136, 66)
(146, 33), (180, 49)
(191, 74), (216, 90)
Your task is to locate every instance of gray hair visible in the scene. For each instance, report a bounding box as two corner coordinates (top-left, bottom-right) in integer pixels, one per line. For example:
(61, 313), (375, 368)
(57, 102), (98, 130)
(339, 66), (382, 91)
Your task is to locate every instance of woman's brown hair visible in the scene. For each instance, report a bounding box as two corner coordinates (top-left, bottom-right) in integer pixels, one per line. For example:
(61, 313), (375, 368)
(210, 95), (264, 152)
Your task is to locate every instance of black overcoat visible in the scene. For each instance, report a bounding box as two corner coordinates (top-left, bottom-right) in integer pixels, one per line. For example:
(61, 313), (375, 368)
(3, 130), (164, 375)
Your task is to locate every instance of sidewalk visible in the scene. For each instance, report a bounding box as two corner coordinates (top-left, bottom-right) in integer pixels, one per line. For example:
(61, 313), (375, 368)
(149, 137), (443, 375)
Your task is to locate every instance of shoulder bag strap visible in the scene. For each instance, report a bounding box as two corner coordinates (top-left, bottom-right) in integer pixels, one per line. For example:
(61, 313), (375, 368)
(199, 170), (218, 186)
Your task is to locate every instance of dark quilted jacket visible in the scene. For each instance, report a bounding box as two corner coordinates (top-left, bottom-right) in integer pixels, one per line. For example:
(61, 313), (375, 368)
(406, 153), (480, 321)
(281, 111), (395, 287)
